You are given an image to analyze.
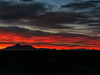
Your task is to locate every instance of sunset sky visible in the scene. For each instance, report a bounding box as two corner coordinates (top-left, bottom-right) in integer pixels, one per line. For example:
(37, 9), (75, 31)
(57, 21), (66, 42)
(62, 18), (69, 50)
(0, 0), (100, 50)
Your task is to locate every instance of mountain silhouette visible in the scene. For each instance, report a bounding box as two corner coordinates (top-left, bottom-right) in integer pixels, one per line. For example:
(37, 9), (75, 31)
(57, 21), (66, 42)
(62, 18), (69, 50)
(3, 44), (36, 51)
(2, 44), (97, 51)
(2, 44), (56, 51)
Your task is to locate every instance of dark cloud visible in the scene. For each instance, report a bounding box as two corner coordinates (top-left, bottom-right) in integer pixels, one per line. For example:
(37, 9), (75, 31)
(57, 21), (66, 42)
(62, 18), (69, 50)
(20, 0), (33, 1)
(61, 0), (100, 9)
(0, 0), (99, 36)
(22, 12), (82, 29)
(0, 0), (95, 30)
(0, 1), (47, 20)
(61, 0), (100, 32)
(0, 12), (85, 29)
(61, 0), (100, 18)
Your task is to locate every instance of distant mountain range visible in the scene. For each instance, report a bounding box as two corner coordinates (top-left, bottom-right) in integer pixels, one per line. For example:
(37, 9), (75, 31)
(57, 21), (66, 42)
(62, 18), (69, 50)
(1, 44), (98, 51)
(2, 44), (56, 51)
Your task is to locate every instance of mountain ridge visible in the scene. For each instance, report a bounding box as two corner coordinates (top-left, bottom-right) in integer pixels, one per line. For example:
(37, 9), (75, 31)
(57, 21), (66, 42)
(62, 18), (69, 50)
(1, 44), (99, 51)
(2, 44), (56, 51)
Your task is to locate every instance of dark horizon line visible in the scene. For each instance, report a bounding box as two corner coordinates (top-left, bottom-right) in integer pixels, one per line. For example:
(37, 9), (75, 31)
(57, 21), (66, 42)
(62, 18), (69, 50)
(0, 44), (99, 51)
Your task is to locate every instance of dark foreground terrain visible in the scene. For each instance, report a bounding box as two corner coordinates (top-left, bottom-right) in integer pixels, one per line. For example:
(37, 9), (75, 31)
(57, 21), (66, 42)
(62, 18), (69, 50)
(0, 50), (100, 75)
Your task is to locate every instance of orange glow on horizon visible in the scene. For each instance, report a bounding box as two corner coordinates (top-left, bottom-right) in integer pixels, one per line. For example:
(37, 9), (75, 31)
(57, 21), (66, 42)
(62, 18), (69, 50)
(0, 44), (100, 50)
(0, 30), (100, 50)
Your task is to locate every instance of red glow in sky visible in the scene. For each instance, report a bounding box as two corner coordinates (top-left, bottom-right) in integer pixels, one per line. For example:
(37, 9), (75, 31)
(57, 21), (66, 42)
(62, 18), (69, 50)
(0, 1), (100, 50)
(0, 30), (100, 50)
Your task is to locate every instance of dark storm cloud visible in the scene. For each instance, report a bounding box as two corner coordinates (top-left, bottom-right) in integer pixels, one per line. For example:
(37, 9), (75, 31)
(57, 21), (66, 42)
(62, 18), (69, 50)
(0, 1), (47, 20)
(61, 1), (100, 9)
(0, 1), (73, 29)
(21, 12), (85, 29)
(61, 0), (100, 17)
(20, 0), (33, 1)
(61, 0), (100, 30)
(0, 0), (100, 33)
(0, 0), (90, 29)
(0, 12), (86, 29)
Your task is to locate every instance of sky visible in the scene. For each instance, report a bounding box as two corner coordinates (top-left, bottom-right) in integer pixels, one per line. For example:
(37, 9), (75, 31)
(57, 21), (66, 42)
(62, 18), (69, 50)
(0, 0), (100, 50)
